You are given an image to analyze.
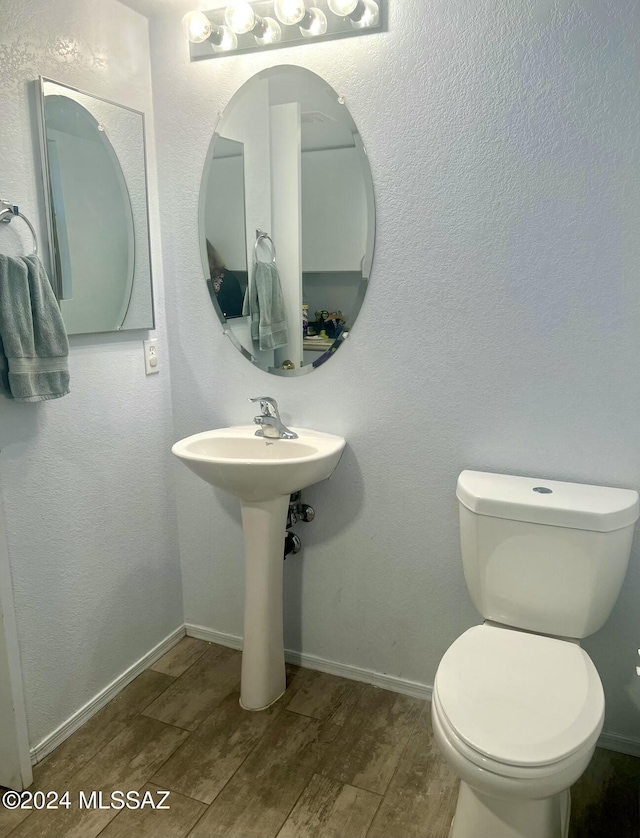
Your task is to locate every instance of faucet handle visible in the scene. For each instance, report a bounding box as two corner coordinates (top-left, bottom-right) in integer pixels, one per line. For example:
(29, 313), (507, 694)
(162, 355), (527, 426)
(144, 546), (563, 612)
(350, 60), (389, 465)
(249, 396), (279, 417)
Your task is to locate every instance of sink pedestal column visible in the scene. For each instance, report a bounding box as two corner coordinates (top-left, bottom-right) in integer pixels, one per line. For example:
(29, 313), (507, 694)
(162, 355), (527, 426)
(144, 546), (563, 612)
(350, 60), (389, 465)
(239, 495), (289, 710)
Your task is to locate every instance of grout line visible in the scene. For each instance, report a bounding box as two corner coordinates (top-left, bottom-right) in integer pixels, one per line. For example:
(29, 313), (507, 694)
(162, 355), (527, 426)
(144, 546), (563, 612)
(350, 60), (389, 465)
(167, 669), (333, 828)
(137, 675), (181, 716)
(141, 714), (201, 733)
(149, 636), (212, 682)
(363, 777), (386, 838)
(155, 701), (285, 830)
(139, 643), (236, 735)
(371, 701), (423, 800)
(364, 792), (385, 838)
(140, 652), (247, 802)
(92, 718), (195, 836)
(138, 641), (216, 716)
(272, 716), (342, 838)
(343, 780), (385, 797)
(272, 777), (310, 838)
(198, 691), (289, 799)
(182, 795), (214, 838)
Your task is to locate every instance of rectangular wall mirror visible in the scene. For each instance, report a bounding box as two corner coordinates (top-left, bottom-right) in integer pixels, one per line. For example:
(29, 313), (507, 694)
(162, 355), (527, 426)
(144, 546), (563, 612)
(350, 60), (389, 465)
(36, 78), (155, 335)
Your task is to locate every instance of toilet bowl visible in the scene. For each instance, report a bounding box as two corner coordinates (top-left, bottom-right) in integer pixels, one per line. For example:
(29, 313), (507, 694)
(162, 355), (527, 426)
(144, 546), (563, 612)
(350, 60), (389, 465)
(433, 469), (639, 838)
(431, 624), (604, 838)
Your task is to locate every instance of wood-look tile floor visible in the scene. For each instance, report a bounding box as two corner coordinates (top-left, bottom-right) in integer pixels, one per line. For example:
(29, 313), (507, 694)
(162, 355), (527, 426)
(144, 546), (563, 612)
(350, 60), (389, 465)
(2, 637), (639, 838)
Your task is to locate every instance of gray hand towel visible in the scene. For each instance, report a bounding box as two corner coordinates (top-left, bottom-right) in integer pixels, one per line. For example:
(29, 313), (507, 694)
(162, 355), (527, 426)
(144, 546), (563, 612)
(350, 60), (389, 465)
(0, 254), (70, 402)
(242, 259), (288, 351)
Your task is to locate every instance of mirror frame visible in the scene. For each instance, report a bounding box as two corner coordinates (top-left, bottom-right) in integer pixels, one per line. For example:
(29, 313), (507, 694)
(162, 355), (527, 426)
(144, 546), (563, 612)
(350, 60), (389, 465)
(35, 76), (156, 335)
(198, 65), (376, 377)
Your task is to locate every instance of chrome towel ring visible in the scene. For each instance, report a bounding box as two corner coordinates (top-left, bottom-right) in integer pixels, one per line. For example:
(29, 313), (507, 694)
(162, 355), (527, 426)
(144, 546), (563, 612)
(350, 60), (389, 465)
(0, 200), (39, 255)
(254, 228), (276, 264)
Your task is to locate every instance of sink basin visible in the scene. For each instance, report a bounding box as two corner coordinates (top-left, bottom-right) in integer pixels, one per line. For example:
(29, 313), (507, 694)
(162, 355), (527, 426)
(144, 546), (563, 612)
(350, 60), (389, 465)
(172, 425), (345, 502)
(172, 424), (346, 711)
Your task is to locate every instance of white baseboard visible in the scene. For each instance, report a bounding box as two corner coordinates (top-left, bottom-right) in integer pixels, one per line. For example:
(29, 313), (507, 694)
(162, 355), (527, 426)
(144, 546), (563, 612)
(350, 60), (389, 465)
(186, 624), (243, 651)
(185, 623), (432, 702)
(597, 731), (640, 759)
(28, 622), (640, 766)
(29, 625), (186, 765)
(186, 624), (640, 757)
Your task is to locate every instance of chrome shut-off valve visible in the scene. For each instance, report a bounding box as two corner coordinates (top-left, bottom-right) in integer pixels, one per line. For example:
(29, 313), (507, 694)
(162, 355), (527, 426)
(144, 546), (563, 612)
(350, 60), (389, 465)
(284, 532), (302, 559)
(284, 492), (315, 559)
(287, 491), (315, 528)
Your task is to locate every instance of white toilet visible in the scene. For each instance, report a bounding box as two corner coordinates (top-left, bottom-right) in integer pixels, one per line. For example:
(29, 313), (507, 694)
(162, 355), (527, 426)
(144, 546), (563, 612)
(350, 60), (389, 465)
(432, 470), (639, 838)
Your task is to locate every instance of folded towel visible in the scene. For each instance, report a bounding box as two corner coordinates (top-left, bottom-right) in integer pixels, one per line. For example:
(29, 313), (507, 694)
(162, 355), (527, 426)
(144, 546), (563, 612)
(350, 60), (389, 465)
(242, 259), (288, 351)
(0, 254), (70, 402)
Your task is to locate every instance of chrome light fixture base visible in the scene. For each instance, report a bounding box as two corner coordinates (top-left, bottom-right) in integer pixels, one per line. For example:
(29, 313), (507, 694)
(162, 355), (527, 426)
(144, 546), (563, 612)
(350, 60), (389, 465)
(187, 0), (385, 61)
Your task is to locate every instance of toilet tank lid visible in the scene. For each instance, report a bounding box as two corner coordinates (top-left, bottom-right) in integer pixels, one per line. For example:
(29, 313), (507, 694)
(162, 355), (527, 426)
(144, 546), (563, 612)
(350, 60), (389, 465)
(457, 470), (640, 532)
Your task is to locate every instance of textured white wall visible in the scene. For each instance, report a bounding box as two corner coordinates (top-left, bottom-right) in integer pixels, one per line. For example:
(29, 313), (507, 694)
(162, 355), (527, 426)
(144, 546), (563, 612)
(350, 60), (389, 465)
(148, 0), (640, 744)
(0, 0), (183, 746)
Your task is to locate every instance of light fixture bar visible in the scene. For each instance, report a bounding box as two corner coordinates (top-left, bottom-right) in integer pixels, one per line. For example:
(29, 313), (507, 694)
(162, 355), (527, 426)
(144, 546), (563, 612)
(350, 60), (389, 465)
(347, 0), (366, 21)
(187, 0), (385, 61)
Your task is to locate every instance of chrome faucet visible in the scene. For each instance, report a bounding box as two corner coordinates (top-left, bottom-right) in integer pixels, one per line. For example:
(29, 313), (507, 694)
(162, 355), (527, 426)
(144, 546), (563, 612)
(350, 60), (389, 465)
(249, 397), (298, 440)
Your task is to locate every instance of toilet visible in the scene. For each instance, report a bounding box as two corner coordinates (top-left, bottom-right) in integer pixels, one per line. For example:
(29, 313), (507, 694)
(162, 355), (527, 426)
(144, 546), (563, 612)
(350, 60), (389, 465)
(433, 470), (639, 838)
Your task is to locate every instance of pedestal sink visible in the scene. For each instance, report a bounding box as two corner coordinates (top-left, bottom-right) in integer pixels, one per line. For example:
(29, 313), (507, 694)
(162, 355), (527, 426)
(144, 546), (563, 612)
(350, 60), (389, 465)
(172, 425), (346, 710)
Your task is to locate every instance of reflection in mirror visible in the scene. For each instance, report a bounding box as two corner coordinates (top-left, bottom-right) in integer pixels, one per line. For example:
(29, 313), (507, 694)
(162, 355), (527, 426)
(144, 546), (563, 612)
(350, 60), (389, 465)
(200, 65), (375, 376)
(205, 137), (247, 319)
(37, 78), (155, 335)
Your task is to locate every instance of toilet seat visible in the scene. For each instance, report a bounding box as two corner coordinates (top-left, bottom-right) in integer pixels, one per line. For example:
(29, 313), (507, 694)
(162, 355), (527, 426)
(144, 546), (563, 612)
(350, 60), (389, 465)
(434, 624), (604, 769)
(432, 689), (600, 785)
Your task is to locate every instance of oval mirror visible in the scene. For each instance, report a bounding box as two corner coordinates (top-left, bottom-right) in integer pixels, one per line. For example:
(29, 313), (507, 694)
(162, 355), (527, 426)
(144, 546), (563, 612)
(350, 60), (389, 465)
(200, 66), (375, 376)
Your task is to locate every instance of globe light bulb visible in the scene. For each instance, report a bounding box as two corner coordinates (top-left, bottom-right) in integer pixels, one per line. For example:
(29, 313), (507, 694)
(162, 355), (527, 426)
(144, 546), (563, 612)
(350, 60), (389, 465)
(255, 17), (282, 44)
(182, 10), (213, 43)
(327, 0), (358, 15)
(300, 7), (327, 37)
(225, 1), (256, 34)
(211, 25), (238, 52)
(274, 0), (306, 25)
(350, 0), (379, 28)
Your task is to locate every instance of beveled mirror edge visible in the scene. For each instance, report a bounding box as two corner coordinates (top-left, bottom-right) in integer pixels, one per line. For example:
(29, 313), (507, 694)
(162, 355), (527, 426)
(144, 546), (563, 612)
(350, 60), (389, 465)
(34, 76), (157, 335)
(34, 78), (58, 299)
(355, 133), (376, 282)
(198, 65), (376, 378)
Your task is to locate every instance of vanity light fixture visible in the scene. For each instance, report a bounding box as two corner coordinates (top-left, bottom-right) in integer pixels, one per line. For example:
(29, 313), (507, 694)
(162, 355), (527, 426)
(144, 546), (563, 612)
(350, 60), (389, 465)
(185, 0), (385, 61)
(255, 18), (282, 43)
(183, 10), (212, 41)
(273, 0), (306, 24)
(328, 0), (379, 28)
(225, 0), (258, 33)
(348, 0), (379, 28)
(299, 7), (328, 37)
(274, 0), (327, 38)
(182, 10), (239, 51)
(225, 1), (282, 43)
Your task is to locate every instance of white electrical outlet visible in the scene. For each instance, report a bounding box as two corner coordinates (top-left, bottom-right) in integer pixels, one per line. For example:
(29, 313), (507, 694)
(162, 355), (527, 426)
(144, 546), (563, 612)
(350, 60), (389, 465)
(143, 339), (160, 375)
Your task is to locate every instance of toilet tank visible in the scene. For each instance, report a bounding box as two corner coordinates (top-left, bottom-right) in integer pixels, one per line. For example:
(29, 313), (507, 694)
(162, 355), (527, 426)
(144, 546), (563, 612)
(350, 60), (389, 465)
(457, 471), (639, 638)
